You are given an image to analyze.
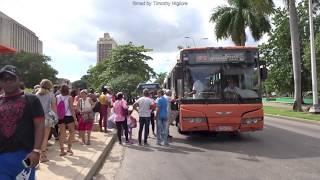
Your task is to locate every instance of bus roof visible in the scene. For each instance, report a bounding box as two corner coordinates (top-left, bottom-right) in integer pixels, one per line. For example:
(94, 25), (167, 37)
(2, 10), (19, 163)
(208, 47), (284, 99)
(181, 46), (258, 52)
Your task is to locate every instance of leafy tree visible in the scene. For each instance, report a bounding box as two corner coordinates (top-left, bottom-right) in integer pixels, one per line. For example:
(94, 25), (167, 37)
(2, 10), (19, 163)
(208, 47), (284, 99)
(108, 73), (143, 95)
(209, 0), (274, 45)
(80, 74), (90, 82)
(87, 43), (156, 97)
(260, 1), (320, 108)
(0, 52), (58, 88)
(72, 80), (88, 90)
(303, 33), (320, 91)
(154, 72), (167, 85)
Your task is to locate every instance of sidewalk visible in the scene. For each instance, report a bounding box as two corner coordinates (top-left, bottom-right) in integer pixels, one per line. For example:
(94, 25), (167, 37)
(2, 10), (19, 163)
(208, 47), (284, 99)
(36, 130), (116, 180)
(263, 101), (320, 125)
(263, 101), (310, 111)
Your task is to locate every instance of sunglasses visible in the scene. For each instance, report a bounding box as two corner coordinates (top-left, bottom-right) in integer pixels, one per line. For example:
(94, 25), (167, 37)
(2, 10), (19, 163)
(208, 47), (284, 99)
(0, 74), (17, 82)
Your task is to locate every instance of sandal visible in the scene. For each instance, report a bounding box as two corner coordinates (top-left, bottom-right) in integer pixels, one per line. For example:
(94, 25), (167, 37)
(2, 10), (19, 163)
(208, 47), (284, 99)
(60, 152), (67, 156)
(86, 139), (91, 145)
(67, 149), (73, 155)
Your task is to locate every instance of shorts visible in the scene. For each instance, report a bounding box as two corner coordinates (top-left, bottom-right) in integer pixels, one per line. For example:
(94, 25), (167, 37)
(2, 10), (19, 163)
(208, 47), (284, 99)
(0, 150), (35, 180)
(58, 116), (74, 124)
(78, 115), (93, 131)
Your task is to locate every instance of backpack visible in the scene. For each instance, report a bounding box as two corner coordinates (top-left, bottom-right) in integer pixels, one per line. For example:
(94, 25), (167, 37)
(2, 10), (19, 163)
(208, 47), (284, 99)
(57, 96), (67, 120)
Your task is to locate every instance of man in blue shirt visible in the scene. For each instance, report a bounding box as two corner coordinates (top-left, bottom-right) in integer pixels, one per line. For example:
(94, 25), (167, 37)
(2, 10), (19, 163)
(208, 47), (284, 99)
(155, 89), (168, 146)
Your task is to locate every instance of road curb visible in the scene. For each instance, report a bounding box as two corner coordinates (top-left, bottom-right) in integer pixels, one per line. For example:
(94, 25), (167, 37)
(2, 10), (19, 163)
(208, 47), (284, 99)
(74, 133), (117, 180)
(265, 114), (320, 126)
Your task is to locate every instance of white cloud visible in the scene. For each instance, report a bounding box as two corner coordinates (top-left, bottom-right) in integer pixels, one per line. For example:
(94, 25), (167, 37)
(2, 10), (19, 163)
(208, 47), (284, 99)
(0, 0), (284, 82)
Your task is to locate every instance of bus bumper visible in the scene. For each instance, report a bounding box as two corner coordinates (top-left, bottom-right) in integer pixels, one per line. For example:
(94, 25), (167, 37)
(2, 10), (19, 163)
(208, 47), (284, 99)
(179, 120), (263, 133)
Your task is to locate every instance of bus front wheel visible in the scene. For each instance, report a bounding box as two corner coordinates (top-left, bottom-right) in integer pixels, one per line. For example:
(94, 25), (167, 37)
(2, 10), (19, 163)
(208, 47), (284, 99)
(177, 124), (188, 135)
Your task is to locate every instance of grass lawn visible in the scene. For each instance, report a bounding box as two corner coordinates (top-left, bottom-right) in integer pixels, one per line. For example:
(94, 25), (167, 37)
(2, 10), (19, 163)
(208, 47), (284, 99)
(264, 106), (320, 122)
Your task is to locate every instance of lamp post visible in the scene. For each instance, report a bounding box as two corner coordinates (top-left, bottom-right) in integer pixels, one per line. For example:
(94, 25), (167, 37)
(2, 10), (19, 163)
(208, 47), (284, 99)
(200, 37), (209, 46)
(184, 36), (196, 47)
(308, 0), (320, 113)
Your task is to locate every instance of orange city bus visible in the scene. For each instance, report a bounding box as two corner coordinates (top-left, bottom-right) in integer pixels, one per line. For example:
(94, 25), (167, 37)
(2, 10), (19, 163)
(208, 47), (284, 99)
(163, 46), (267, 134)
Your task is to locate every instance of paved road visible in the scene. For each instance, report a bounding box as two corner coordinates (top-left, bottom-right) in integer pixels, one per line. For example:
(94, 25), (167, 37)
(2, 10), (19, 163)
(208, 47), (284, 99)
(97, 116), (320, 180)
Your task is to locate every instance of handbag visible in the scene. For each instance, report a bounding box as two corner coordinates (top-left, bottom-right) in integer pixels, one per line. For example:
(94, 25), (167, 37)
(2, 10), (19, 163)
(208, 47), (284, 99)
(107, 116), (115, 129)
(47, 94), (58, 125)
(82, 112), (94, 122)
(48, 110), (59, 125)
(128, 116), (137, 128)
(80, 98), (94, 122)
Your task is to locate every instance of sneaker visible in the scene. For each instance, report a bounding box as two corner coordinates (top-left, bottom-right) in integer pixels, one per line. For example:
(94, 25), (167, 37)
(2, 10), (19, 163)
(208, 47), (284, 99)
(138, 142), (142, 146)
(168, 135), (173, 138)
(157, 142), (162, 146)
(144, 142), (149, 146)
(164, 143), (169, 146)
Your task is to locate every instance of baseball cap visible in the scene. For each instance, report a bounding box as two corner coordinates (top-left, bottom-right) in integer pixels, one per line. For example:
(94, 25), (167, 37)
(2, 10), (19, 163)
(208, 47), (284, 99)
(0, 65), (18, 78)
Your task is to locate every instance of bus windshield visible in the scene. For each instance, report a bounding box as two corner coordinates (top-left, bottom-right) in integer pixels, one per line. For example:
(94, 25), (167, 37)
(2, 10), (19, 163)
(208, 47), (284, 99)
(183, 63), (260, 100)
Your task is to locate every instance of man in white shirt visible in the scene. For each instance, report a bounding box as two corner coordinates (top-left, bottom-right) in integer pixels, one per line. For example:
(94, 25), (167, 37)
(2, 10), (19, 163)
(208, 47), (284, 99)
(186, 79), (205, 99)
(164, 90), (173, 138)
(133, 89), (154, 145)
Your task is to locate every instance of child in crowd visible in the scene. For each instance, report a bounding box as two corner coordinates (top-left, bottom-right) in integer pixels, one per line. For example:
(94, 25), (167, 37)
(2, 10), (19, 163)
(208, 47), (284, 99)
(127, 109), (137, 141)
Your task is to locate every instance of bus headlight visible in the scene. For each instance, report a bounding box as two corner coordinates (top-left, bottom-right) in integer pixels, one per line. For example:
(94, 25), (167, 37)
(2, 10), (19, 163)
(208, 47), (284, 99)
(183, 117), (207, 123)
(241, 117), (263, 124)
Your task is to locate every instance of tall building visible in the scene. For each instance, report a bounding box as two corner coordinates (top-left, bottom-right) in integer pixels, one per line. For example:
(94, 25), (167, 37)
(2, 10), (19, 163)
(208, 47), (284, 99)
(0, 11), (43, 54)
(97, 33), (117, 63)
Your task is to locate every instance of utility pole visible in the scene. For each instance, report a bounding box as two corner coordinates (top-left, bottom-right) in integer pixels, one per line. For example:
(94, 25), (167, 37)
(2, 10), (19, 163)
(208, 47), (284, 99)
(308, 0), (320, 113)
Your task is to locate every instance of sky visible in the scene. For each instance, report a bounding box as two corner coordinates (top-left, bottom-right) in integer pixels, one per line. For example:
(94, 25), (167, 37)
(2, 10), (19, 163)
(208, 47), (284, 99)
(0, 0), (283, 81)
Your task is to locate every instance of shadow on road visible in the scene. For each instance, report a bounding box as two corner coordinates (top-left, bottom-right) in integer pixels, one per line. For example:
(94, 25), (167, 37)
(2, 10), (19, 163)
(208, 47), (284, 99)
(172, 125), (320, 160)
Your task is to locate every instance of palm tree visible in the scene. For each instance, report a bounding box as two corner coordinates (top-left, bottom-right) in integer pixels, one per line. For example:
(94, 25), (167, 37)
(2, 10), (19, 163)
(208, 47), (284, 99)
(210, 0), (274, 46)
(285, 0), (302, 111)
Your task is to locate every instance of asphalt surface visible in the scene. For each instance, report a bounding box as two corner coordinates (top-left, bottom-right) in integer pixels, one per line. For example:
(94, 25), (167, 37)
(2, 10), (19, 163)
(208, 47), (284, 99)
(97, 116), (320, 180)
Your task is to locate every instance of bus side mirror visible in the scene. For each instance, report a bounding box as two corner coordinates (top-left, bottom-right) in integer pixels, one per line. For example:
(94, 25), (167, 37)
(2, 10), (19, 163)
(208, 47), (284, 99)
(260, 67), (267, 81)
(260, 61), (267, 81)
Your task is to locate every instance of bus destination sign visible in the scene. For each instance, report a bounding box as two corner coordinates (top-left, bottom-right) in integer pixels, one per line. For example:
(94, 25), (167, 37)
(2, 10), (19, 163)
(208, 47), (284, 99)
(195, 53), (246, 63)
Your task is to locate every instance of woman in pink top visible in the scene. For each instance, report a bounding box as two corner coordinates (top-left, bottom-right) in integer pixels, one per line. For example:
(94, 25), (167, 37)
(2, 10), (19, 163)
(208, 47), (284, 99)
(113, 92), (129, 144)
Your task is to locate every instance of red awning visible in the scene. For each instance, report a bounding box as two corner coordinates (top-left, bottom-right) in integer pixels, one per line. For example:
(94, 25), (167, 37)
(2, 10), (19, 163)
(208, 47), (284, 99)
(0, 44), (16, 54)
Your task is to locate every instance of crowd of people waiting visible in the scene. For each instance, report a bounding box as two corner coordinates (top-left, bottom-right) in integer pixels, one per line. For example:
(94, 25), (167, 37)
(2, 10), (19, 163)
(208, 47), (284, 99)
(0, 64), (179, 179)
